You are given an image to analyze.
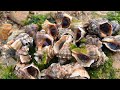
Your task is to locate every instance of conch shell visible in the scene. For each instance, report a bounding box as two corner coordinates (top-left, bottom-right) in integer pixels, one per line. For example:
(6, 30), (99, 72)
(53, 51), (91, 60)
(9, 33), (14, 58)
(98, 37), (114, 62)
(102, 35), (120, 52)
(53, 35), (73, 64)
(35, 32), (54, 51)
(84, 18), (113, 38)
(15, 63), (40, 79)
(70, 23), (86, 43)
(54, 12), (72, 28)
(53, 35), (73, 54)
(71, 44), (108, 67)
(71, 46), (94, 67)
(42, 20), (59, 40)
(61, 13), (72, 28)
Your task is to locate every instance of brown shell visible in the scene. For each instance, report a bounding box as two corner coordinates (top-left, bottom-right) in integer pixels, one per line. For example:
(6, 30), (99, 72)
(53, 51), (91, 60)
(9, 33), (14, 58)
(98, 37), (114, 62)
(84, 18), (112, 38)
(42, 20), (59, 40)
(35, 32), (54, 51)
(54, 12), (72, 28)
(15, 63), (40, 79)
(102, 35), (120, 52)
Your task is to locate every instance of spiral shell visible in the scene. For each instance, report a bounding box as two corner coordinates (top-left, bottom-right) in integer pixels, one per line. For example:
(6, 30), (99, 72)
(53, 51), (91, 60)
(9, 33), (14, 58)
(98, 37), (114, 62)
(35, 32), (54, 51)
(42, 20), (59, 40)
(15, 63), (40, 79)
(15, 33), (33, 46)
(53, 35), (73, 64)
(84, 18), (113, 38)
(102, 35), (120, 52)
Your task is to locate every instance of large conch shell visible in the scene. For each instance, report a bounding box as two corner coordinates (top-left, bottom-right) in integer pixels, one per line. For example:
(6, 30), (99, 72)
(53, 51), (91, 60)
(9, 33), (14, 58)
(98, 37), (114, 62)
(70, 23), (86, 43)
(35, 32), (54, 51)
(15, 63), (40, 79)
(53, 35), (73, 55)
(84, 18), (113, 38)
(71, 44), (108, 67)
(71, 46), (94, 67)
(34, 32), (54, 64)
(42, 20), (59, 40)
(34, 45), (54, 64)
(102, 35), (120, 52)
(53, 35), (73, 64)
(54, 12), (72, 28)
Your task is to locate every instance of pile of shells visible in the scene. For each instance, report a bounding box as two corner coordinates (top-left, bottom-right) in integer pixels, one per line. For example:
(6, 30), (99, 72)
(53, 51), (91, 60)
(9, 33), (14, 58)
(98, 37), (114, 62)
(0, 12), (120, 79)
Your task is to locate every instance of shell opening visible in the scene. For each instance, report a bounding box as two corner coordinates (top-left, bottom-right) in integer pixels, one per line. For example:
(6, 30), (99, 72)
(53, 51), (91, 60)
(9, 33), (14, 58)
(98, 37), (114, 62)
(27, 66), (39, 77)
(76, 29), (81, 41)
(42, 38), (52, 48)
(106, 42), (120, 50)
(76, 53), (90, 63)
(99, 23), (112, 36)
(62, 17), (71, 28)
(53, 35), (68, 54)
(49, 25), (58, 37)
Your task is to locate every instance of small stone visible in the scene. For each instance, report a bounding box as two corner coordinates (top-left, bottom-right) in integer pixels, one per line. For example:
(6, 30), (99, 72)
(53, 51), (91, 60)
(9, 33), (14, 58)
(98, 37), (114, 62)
(8, 11), (29, 25)
(0, 23), (12, 40)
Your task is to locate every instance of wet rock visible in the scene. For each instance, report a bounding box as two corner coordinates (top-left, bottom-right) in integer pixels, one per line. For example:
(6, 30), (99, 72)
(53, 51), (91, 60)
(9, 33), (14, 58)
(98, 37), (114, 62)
(8, 11), (29, 25)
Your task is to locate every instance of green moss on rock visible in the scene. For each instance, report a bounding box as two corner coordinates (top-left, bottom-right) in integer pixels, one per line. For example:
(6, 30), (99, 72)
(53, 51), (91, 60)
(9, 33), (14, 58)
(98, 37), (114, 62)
(72, 46), (87, 55)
